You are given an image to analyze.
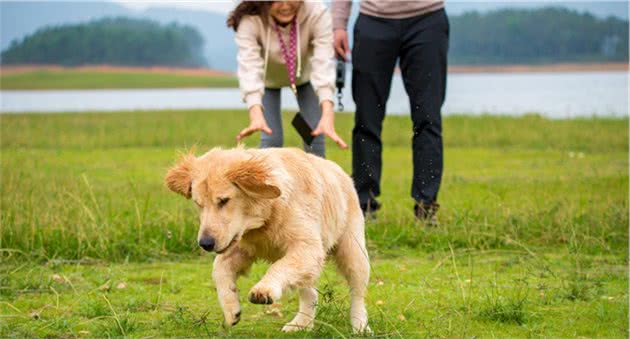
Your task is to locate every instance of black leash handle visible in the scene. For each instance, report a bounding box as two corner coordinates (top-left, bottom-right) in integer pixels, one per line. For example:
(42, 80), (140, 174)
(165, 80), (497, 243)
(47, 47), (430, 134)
(335, 55), (346, 111)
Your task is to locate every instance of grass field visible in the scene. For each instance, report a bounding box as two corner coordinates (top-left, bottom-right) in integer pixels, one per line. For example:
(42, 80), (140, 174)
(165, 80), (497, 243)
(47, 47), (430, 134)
(0, 69), (238, 90)
(0, 110), (628, 337)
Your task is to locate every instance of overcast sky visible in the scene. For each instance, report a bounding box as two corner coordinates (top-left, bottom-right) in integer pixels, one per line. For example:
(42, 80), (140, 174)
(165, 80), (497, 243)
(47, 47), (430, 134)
(110, 0), (628, 19)
(111, 0), (236, 13)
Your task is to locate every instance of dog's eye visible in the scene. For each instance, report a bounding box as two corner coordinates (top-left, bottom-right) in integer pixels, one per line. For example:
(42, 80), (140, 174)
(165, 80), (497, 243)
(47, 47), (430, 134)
(217, 197), (230, 208)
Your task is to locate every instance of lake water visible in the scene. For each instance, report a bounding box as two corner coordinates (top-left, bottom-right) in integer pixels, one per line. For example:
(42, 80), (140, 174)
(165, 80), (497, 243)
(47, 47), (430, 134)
(1, 71), (627, 118)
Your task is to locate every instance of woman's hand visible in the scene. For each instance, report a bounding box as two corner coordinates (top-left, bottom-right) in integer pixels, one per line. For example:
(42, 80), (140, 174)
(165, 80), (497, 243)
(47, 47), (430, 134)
(236, 105), (272, 142)
(312, 100), (348, 149)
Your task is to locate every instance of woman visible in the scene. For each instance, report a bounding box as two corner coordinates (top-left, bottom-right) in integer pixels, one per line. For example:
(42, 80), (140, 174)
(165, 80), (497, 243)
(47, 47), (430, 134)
(228, 1), (347, 158)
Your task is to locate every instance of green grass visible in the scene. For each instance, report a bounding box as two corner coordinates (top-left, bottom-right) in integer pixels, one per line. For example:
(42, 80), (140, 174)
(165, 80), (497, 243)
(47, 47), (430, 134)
(1, 251), (627, 337)
(0, 70), (238, 90)
(0, 110), (628, 337)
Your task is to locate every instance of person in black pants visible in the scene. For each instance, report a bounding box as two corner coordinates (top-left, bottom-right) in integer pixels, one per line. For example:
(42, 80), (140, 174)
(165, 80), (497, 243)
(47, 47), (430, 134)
(333, 6), (449, 224)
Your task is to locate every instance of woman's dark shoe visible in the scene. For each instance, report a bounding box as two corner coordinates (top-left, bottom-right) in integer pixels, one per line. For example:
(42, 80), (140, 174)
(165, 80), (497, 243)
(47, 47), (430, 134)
(414, 201), (439, 226)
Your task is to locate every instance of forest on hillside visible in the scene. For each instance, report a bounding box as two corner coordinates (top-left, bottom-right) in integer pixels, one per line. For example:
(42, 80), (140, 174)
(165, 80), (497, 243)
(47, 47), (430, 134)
(449, 7), (629, 64)
(0, 18), (206, 67)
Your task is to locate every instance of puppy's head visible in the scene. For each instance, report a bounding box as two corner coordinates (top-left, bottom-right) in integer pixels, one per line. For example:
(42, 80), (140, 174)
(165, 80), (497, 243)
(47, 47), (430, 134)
(165, 148), (281, 253)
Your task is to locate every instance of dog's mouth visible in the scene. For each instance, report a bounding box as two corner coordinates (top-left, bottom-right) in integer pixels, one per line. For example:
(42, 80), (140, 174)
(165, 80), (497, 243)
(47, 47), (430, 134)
(215, 235), (239, 254)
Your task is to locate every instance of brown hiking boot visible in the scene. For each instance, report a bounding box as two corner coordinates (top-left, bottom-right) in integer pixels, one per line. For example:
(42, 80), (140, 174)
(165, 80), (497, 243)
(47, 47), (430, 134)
(414, 201), (439, 226)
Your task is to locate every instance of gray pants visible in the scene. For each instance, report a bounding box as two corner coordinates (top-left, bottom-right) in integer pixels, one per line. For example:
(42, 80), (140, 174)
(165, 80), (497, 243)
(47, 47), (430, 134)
(261, 82), (326, 158)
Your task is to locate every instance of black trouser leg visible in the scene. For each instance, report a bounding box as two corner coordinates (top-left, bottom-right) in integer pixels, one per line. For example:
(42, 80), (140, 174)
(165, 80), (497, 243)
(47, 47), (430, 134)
(351, 14), (399, 206)
(399, 9), (449, 204)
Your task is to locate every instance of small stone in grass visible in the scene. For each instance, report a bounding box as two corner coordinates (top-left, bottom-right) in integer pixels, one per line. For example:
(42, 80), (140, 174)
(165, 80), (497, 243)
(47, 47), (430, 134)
(116, 282), (127, 289)
(51, 274), (64, 284)
(265, 305), (284, 318)
(397, 314), (406, 321)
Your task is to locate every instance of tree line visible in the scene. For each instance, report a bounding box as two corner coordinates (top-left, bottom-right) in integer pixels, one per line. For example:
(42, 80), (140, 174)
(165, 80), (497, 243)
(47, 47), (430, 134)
(1, 17), (206, 67)
(1, 7), (628, 67)
(450, 7), (628, 64)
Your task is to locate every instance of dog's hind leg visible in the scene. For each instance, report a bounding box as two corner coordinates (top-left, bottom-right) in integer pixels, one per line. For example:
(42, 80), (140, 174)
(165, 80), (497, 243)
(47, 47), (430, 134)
(212, 248), (254, 327)
(333, 226), (371, 334)
(281, 287), (318, 332)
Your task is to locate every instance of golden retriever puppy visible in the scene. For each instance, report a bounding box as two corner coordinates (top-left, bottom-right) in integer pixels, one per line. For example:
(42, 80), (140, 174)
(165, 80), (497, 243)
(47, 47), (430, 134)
(165, 147), (370, 333)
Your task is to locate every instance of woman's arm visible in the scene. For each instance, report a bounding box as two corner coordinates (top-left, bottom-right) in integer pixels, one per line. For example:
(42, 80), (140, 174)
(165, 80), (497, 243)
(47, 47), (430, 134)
(312, 100), (347, 149)
(309, 6), (347, 149)
(308, 7), (336, 107)
(234, 17), (272, 141)
(235, 17), (266, 110)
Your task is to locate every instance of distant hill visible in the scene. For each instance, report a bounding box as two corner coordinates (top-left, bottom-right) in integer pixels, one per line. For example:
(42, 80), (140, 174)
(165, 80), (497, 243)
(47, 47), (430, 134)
(1, 18), (206, 67)
(445, 1), (628, 19)
(450, 7), (629, 64)
(1, 1), (628, 70)
(0, 1), (235, 70)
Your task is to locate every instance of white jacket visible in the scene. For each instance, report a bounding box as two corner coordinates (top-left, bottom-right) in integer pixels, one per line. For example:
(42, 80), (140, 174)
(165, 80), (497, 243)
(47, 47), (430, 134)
(235, 2), (335, 109)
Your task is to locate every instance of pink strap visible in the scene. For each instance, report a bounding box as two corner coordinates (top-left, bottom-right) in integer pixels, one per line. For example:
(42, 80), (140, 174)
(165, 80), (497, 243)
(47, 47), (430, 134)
(274, 17), (297, 95)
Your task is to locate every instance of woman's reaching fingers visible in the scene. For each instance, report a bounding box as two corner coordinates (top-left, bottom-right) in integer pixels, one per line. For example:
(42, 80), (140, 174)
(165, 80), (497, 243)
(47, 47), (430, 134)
(311, 126), (323, 137)
(329, 131), (348, 149)
(312, 126), (348, 149)
(236, 124), (272, 141)
(261, 125), (273, 135)
(236, 126), (254, 141)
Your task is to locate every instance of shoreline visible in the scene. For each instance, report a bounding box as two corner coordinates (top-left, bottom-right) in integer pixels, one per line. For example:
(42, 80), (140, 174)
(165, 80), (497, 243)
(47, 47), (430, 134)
(1, 62), (628, 76)
(0, 64), (234, 77)
(448, 62), (629, 74)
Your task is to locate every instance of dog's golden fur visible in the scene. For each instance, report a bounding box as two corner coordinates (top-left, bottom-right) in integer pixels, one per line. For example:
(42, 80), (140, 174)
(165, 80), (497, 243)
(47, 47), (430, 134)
(165, 147), (370, 333)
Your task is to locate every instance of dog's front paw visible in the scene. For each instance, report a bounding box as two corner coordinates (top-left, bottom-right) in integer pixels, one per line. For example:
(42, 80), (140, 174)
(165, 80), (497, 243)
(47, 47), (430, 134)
(352, 323), (372, 335)
(248, 283), (281, 305)
(222, 309), (241, 327)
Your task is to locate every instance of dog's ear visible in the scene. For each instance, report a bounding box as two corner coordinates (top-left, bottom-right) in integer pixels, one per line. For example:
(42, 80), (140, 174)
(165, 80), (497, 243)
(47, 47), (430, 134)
(165, 154), (196, 199)
(226, 157), (281, 199)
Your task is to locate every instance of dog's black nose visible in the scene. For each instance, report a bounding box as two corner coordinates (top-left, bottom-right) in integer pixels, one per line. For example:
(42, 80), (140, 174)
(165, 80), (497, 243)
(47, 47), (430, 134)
(198, 237), (215, 252)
